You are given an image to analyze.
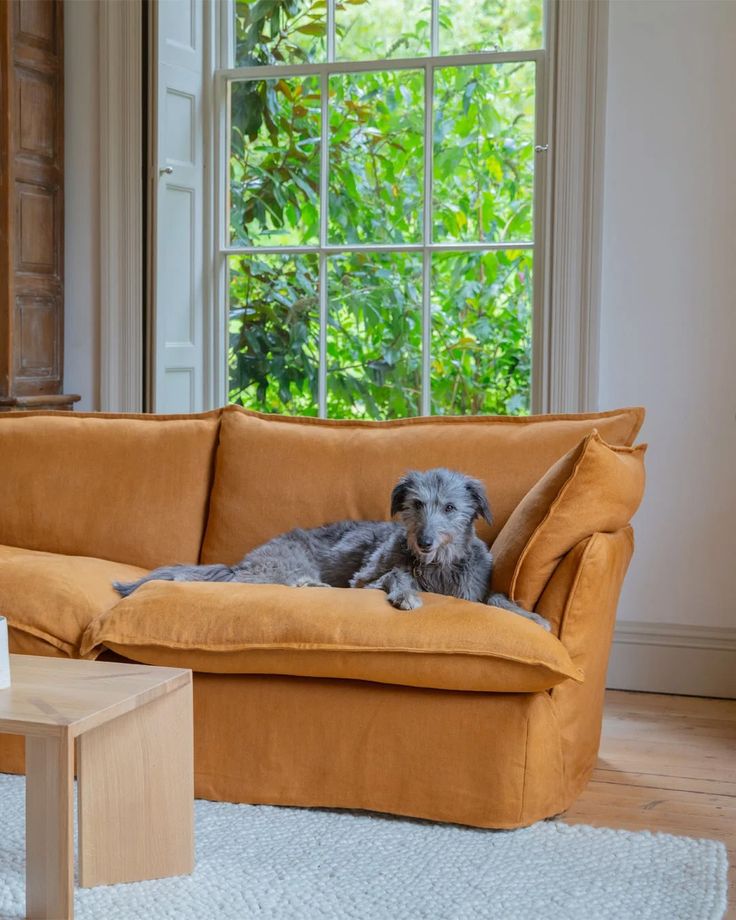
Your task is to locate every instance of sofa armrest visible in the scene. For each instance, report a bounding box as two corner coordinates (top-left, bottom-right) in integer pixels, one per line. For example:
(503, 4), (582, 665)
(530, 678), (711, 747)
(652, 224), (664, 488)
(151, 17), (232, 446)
(535, 527), (635, 794)
(535, 527), (634, 642)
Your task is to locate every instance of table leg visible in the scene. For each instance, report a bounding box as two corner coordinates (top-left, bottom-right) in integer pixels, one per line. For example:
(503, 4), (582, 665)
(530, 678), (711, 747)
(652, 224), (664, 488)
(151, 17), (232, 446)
(25, 730), (74, 920)
(77, 681), (194, 887)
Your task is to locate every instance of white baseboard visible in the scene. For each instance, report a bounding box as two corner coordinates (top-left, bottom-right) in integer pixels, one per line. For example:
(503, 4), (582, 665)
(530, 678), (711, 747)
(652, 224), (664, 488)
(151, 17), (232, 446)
(606, 621), (736, 698)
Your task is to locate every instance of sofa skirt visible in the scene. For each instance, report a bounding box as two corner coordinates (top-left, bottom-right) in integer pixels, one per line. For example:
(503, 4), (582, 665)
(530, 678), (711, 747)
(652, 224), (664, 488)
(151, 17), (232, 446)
(0, 669), (580, 829)
(191, 673), (570, 829)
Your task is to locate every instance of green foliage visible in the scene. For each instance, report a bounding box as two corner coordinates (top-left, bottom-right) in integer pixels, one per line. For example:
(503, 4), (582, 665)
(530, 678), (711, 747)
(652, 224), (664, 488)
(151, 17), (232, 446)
(327, 252), (423, 418)
(438, 0), (543, 54)
(430, 250), (532, 415)
(234, 0), (326, 66)
(329, 69), (425, 245)
(229, 0), (538, 419)
(433, 63), (534, 243)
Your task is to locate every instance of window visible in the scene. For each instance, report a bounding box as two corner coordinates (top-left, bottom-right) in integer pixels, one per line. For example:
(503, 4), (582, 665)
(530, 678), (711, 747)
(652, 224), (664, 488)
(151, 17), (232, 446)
(219, 0), (546, 420)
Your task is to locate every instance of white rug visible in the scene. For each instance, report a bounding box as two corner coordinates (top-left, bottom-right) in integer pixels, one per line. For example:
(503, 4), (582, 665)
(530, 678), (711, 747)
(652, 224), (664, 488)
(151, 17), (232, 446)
(0, 774), (727, 920)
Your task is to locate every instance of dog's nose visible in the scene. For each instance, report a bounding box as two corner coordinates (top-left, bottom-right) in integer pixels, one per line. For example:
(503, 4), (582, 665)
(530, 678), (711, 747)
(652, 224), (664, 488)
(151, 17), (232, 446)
(417, 536), (433, 551)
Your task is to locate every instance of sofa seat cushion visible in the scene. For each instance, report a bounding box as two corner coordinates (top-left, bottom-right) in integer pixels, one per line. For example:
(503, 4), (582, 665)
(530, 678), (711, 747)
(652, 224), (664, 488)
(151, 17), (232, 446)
(0, 545), (148, 657)
(79, 582), (583, 693)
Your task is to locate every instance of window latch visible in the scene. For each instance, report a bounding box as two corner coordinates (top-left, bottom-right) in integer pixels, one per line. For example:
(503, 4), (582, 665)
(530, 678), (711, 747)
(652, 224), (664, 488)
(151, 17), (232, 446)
(534, 145), (549, 153)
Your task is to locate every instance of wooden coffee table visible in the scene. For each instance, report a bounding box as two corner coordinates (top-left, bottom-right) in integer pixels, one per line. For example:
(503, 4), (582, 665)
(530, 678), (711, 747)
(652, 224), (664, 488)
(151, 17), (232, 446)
(0, 654), (194, 920)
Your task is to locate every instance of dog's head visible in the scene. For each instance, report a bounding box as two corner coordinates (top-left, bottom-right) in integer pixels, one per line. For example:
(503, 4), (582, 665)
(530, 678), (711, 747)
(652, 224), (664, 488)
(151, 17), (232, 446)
(390, 468), (492, 564)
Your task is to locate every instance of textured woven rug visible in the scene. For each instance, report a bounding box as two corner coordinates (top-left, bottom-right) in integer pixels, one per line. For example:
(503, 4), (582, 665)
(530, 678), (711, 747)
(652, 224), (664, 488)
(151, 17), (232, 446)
(0, 773), (727, 920)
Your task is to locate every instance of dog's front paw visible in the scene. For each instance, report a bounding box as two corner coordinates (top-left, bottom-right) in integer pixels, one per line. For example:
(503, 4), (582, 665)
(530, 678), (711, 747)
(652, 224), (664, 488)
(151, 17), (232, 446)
(388, 592), (422, 611)
(529, 612), (552, 632)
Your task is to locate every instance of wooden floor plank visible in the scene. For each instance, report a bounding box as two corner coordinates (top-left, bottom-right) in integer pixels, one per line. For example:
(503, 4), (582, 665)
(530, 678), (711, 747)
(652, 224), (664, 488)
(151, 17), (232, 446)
(593, 768), (736, 797)
(563, 690), (736, 918)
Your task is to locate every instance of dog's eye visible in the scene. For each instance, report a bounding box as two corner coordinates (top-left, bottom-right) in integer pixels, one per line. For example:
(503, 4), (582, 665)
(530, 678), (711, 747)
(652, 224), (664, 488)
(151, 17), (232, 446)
(445, 503), (456, 513)
(413, 500), (423, 510)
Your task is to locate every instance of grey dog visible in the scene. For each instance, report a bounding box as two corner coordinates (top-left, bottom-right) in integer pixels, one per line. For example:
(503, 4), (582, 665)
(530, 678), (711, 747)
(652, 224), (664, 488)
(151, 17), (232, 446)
(113, 468), (550, 630)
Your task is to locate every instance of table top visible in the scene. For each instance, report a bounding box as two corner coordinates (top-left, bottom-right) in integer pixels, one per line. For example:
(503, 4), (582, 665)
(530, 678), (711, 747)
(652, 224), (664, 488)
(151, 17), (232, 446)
(0, 654), (191, 738)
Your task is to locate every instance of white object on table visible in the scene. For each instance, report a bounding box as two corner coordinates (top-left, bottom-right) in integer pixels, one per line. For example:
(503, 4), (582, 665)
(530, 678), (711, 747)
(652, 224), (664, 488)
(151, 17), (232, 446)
(0, 616), (10, 689)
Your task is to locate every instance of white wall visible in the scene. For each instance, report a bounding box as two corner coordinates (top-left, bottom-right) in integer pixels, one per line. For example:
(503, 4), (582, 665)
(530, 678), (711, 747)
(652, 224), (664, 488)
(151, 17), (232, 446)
(64, 0), (100, 410)
(600, 0), (736, 692)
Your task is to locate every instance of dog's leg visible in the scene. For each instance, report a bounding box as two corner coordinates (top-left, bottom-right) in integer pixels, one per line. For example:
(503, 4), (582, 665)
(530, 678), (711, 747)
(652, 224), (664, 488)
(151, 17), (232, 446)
(361, 567), (422, 611)
(113, 563), (234, 597)
(487, 592), (551, 632)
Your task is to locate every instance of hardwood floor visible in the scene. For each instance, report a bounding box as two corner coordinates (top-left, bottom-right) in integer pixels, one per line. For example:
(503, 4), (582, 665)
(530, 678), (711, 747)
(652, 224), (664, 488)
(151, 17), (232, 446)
(563, 690), (736, 917)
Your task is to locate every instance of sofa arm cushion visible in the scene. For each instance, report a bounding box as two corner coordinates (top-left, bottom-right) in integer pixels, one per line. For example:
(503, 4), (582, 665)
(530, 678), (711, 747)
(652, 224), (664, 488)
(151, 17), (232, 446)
(0, 545), (148, 656)
(80, 582), (584, 693)
(490, 431), (646, 610)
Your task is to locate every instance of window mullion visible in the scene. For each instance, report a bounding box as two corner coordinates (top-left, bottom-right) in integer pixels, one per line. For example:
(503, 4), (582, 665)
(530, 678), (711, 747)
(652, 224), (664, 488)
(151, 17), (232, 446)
(318, 253), (327, 417)
(318, 69), (330, 418)
(221, 50), (543, 82)
(421, 61), (434, 417)
(327, 0), (335, 63)
(223, 242), (535, 256)
(431, 0), (440, 56)
(317, 2), (336, 418)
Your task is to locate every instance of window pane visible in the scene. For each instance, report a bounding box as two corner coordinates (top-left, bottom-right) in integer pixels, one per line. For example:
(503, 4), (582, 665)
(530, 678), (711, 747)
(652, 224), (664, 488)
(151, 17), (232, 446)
(328, 70), (424, 244)
(439, 0), (543, 54)
(433, 63), (535, 244)
(229, 253), (320, 416)
(230, 78), (321, 247)
(327, 253), (422, 418)
(234, 0), (326, 66)
(430, 250), (532, 415)
(336, 0), (431, 61)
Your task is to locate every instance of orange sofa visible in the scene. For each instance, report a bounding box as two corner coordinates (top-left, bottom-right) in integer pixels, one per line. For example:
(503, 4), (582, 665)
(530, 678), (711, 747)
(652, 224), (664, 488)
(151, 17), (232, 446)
(0, 405), (645, 828)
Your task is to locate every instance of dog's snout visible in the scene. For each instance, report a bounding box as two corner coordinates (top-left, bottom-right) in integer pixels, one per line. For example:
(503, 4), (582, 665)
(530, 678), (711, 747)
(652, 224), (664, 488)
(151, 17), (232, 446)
(417, 534), (433, 551)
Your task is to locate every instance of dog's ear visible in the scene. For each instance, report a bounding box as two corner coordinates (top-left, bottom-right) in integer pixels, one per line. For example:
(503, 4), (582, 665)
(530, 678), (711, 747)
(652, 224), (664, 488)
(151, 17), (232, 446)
(391, 472), (415, 517)
(465, 478), (492, 524)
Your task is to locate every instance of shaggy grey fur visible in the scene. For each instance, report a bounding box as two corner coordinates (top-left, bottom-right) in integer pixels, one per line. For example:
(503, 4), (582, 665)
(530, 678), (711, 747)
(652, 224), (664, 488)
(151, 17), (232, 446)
(113, 468), (550, 630)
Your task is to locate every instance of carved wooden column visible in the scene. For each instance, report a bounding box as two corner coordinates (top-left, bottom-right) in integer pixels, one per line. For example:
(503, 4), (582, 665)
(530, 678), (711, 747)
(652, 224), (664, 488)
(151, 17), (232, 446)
(0, 0), (79, 411)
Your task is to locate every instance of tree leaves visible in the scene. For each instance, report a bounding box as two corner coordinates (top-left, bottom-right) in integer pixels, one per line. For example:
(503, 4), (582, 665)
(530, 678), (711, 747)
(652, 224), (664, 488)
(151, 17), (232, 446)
(229, 0), (536, 418)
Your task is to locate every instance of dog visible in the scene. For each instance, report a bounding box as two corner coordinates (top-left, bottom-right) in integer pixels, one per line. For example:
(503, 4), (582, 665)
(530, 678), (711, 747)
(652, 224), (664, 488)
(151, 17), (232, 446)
(113, 468), (550, 630)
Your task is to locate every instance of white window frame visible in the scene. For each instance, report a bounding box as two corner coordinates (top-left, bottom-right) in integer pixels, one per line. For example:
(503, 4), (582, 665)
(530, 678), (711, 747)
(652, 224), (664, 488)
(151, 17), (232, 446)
(211, 1), (552, 417)
(103, 0), (607, 415)
(543, 0), (608, 412)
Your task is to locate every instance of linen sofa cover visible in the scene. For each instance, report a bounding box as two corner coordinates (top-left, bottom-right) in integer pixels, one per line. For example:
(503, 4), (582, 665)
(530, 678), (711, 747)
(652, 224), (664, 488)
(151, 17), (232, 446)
(0, 411), (220, 568)
(79, 581), (583, 693)
(0, 405), (646, 829)
(201, 405), (644, 565)
(0, 526), (632, 826)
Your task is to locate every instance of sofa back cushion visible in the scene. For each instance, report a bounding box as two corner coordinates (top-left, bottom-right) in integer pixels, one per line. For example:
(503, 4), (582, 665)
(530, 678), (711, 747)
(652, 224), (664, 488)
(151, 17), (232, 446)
(0, 411), (220, 568)
(490, 431), (647, 609)
(201, 405), (644, 565)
